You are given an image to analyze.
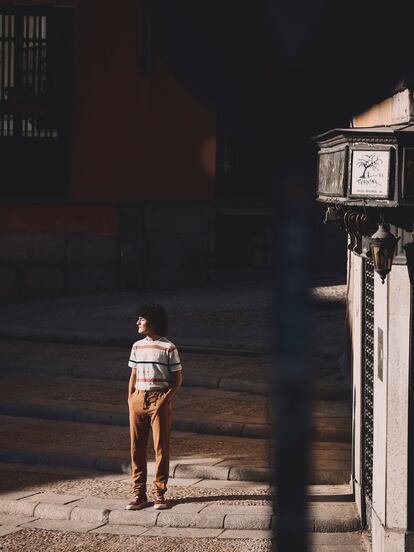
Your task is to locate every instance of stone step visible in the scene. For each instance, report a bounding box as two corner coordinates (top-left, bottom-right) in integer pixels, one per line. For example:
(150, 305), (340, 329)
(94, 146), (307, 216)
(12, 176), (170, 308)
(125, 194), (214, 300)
(0, 415), (351, 484)
(0, 338), (349, 399)
(0, 400), (351, 442)
(0, 371), (351, 442)
(0, 285), (346, 355)
(0, 490), (360, 533)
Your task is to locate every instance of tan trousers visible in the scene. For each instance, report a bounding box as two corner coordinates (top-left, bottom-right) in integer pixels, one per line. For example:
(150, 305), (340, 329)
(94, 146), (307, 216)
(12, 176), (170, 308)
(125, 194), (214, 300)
(128, 389), (172, 497)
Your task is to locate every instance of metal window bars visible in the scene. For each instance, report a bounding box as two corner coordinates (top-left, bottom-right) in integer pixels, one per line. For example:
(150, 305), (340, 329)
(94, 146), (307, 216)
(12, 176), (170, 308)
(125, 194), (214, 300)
(0, 10), (61, 139)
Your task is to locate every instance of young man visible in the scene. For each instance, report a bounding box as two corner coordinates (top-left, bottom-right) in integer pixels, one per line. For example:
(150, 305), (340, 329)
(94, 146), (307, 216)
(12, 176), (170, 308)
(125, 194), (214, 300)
(126, 303), (182, 511)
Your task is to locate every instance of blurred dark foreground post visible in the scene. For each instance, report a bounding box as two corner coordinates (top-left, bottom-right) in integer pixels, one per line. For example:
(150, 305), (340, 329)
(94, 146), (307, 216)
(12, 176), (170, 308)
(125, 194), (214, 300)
(271, 141), (314, 551)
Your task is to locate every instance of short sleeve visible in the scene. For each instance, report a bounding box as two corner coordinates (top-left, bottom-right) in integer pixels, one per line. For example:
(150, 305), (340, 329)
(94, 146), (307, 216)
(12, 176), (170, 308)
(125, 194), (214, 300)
(128, 344), (138, 369)
(169, 347), (182, 372)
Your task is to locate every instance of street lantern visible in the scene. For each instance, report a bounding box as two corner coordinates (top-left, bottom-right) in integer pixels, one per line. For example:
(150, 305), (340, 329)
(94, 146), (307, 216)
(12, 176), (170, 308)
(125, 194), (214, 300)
(370, 223), (399, 283)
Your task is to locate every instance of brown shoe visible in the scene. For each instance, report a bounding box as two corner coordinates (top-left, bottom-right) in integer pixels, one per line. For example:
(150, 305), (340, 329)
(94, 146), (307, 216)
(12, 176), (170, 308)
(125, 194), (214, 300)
(125, 495), (148, 510)
(153, 495), (168, 510)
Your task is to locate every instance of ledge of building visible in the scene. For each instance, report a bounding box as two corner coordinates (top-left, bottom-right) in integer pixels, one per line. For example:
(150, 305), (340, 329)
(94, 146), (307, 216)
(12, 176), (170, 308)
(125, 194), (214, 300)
(353, 88), (414, 128)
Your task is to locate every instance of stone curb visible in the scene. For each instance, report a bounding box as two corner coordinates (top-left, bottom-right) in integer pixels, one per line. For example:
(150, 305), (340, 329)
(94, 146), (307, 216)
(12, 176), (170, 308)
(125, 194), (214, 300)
(0, 450), (274, 482)
(0, 494), (360, 533)
(0, 450), (350, 485)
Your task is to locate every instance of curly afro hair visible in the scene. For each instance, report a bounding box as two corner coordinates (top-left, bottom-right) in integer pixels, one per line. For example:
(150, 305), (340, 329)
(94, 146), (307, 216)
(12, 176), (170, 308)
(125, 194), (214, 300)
(136, 303), (168, 337)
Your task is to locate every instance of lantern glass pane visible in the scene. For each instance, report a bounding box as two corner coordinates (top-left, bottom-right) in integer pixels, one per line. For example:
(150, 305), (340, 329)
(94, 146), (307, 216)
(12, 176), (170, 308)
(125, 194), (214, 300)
(372, 246), (383, 269)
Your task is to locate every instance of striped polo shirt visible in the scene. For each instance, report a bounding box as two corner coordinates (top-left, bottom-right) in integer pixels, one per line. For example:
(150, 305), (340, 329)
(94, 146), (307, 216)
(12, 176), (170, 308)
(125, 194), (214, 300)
(128, 336), (182, 390)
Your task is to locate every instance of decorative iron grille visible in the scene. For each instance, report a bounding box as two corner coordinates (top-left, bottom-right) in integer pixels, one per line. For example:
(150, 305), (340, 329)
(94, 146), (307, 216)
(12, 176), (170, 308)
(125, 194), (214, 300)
(363, 257), (375, 504)
(0, 7), (72, 197)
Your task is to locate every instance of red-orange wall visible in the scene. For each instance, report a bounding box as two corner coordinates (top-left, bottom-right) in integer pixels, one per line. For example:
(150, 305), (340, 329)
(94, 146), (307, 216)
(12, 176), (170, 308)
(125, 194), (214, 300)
(0, 205), (118, 234)
(70, 0), (216, 202)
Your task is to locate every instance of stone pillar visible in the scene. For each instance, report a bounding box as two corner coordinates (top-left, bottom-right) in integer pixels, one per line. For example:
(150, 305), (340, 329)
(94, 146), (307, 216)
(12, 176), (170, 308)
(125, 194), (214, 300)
(371, 265), (412, 552)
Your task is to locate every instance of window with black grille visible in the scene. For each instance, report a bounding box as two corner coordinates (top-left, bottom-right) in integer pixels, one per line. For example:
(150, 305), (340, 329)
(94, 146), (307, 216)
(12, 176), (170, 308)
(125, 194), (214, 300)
(0, 7), (72, 198)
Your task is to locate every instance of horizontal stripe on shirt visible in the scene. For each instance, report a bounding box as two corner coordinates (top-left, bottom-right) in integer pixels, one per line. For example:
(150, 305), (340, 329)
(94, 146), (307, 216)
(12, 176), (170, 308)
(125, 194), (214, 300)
(133, 343), (176, 352)
(136, 377), (169, 382)
(129, 359), (170, 367)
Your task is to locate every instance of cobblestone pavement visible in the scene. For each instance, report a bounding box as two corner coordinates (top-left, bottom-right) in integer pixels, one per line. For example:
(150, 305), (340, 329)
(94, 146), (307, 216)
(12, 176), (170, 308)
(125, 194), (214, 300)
(0, 368), (350, 441)
(0, 280), (346, 351)
(0, 528), (368, 552)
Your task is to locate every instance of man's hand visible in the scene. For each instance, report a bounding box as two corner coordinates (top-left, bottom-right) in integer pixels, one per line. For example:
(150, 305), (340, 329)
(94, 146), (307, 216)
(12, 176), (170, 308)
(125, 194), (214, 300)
(156, 371), (183, 410)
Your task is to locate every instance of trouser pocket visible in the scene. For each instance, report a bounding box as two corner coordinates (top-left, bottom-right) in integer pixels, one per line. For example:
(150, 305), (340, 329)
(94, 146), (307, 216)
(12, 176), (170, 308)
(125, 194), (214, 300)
(143, 390), (166, 409)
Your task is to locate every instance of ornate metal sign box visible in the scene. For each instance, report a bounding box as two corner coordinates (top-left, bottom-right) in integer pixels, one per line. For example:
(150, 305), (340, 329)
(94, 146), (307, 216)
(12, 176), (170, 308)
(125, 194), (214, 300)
(315, 124), (414, 207)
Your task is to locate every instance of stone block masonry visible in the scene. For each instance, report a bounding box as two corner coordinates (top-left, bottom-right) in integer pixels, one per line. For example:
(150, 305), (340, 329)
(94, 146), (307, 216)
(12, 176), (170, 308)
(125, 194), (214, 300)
(0, 203), (212, 302)
(66, 235), (118, 267)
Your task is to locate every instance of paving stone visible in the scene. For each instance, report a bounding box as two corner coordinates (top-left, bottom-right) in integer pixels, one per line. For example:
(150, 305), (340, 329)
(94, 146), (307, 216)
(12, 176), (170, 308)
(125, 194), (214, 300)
(168, 478), (202, 487)
(171, 458), (224, 467)
(34, 503), (74, 520)
(192, 479), (270, 489)
(203, 505), (273, 515)
(21, 518), (105, 533)
(174, 464), (231, 480)
(313, 515), (361, 532)
(91, 473), (130, 482)
(155, 511), (225, 529)
(219, 529), (273, 539)
(90, 524), (149, 535)
(224, 514), (272, 530)
(309, 546), (364, 552)
(72, 497), (127, 511)
(70, 506), (109, 524)
(0, 514), (38, 526)
(215, 458), (270, 468)
(195, 421), (244, 437)
(23, 492), (82, 505)
(229, 466), (272, 482)
(307, 484), (352, 496)
(108, 509), (158, 526)
(0, 499), (38, 517)
(142, 527), (224, 538)
(0, 525), (23, 537)
(309, 532), (364, 545)
(168, 502), (209, 513)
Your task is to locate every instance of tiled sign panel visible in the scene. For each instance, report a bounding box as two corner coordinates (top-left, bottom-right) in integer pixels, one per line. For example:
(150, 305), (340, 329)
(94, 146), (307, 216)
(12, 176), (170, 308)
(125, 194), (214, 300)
(318, 149), (346, 196)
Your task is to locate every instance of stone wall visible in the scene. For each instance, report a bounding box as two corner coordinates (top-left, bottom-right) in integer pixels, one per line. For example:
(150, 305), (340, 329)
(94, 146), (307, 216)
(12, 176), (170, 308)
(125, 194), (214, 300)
(0, 201), (346, 303)
(0, 233), (118, 302)
(0, 203), (211, 302)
